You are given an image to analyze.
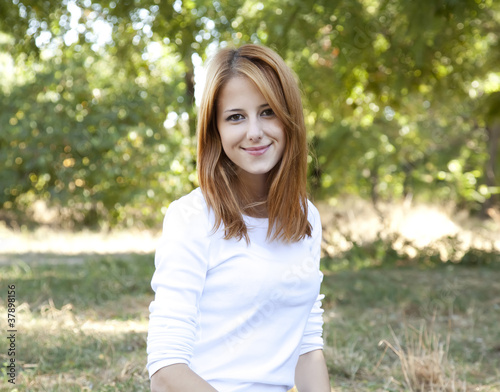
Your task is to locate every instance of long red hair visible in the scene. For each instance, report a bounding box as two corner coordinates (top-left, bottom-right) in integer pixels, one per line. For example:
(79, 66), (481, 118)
(197, 44), (311, 243)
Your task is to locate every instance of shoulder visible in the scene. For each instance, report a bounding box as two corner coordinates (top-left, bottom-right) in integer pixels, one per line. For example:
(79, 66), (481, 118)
(161, 188), (211, 235)
(168, 187), (207, 215)
(306, 199), (322, 229)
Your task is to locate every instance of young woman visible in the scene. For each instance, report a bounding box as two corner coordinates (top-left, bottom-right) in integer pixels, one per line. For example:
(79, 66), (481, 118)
(147, 44), (330, 392)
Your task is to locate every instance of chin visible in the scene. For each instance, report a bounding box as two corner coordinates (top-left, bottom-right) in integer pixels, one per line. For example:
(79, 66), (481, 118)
(244, 165), (278, 176)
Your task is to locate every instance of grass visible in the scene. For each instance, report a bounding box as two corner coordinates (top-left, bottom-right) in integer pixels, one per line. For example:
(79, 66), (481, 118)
(0, 197), (498, 391)
(0, 252), (499, 391)
(321, 264), (500, 390)
(0, 254), (152, 392)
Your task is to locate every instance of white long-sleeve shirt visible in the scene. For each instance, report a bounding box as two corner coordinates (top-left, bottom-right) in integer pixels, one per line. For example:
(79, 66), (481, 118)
(147, 187), (325, 392)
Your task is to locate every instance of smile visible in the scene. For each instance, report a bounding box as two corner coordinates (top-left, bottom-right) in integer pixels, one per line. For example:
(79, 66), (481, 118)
(242, 144), (271, 156)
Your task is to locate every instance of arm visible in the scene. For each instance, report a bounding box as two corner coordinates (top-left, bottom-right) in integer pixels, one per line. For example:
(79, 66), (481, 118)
(147, 194), (212, 384)
(150, 364), (218, 392)
(295, 204), (330, 391)
(294, 349), (330, 392)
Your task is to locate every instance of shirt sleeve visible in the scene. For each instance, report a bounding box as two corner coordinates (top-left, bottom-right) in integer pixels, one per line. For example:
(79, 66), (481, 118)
(300, 203), (325, 355)
(147, 195), (210, 378)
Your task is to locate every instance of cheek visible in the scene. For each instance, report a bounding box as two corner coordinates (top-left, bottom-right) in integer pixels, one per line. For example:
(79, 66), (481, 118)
(274, 125), (286, 148)
(276, 129), (286, 160)
(218, 126), (237, 152)
(277, 142), (286, 160)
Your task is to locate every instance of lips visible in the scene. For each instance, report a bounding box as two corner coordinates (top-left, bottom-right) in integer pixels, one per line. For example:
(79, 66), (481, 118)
(242, 144), (271, 156)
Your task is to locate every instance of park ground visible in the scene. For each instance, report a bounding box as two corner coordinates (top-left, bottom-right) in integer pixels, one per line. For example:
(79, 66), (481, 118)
(1, 199), (500, 391)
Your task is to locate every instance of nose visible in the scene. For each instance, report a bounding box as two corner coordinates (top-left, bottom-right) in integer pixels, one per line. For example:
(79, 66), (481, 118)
(247, 118), (263, 141)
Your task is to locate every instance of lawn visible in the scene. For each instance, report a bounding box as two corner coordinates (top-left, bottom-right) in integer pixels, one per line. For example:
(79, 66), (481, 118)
(1, 252), (499, 391)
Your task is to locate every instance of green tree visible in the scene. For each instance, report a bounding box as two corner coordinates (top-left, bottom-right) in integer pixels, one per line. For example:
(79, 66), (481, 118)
(0, 0), (498, 228)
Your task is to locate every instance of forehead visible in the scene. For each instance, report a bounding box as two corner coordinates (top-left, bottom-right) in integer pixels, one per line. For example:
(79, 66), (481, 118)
(217, 76), (266, 110)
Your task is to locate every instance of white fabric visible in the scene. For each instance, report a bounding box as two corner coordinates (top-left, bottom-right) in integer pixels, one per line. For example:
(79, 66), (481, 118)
(147, 188), (325, 392)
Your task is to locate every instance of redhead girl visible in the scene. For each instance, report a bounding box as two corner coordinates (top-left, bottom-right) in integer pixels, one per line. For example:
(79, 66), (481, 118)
(147, 44), (330, 392)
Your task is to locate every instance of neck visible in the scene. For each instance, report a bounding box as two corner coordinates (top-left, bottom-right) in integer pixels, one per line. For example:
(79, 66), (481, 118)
(236, 170), (269, 217)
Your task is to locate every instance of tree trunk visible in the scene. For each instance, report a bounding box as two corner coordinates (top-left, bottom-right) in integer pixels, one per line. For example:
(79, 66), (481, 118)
(481, 121), (499, 217)
(182, 50), (196, 138)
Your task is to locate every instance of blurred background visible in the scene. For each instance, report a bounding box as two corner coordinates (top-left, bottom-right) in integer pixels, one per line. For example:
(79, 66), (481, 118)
(1, 0), (499, 232)
(0, 1), (500, 391)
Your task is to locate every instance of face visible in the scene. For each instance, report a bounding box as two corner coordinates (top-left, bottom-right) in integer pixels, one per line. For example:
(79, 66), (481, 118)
(216, 76), (285, 186)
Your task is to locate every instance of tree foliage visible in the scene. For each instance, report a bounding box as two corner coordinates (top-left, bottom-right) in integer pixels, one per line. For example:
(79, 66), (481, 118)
(0, 0), (499, 228)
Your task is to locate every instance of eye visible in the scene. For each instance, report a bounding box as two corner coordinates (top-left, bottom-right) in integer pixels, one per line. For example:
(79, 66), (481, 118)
(226, 113), (244, 122)
(261, 108), (275, 117)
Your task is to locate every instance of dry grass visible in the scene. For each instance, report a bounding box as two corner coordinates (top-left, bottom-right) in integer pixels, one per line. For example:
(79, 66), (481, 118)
(321, 264), (500, 391)
(318, 197), (500, 261)
(1, 197), (499, 263)
(378, 321), (466, 391)
(0, 291), (150, 391)
(0, 222), (159, 257)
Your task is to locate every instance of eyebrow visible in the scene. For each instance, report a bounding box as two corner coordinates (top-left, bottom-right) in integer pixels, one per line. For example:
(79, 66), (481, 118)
(223, 103), (270, 114)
